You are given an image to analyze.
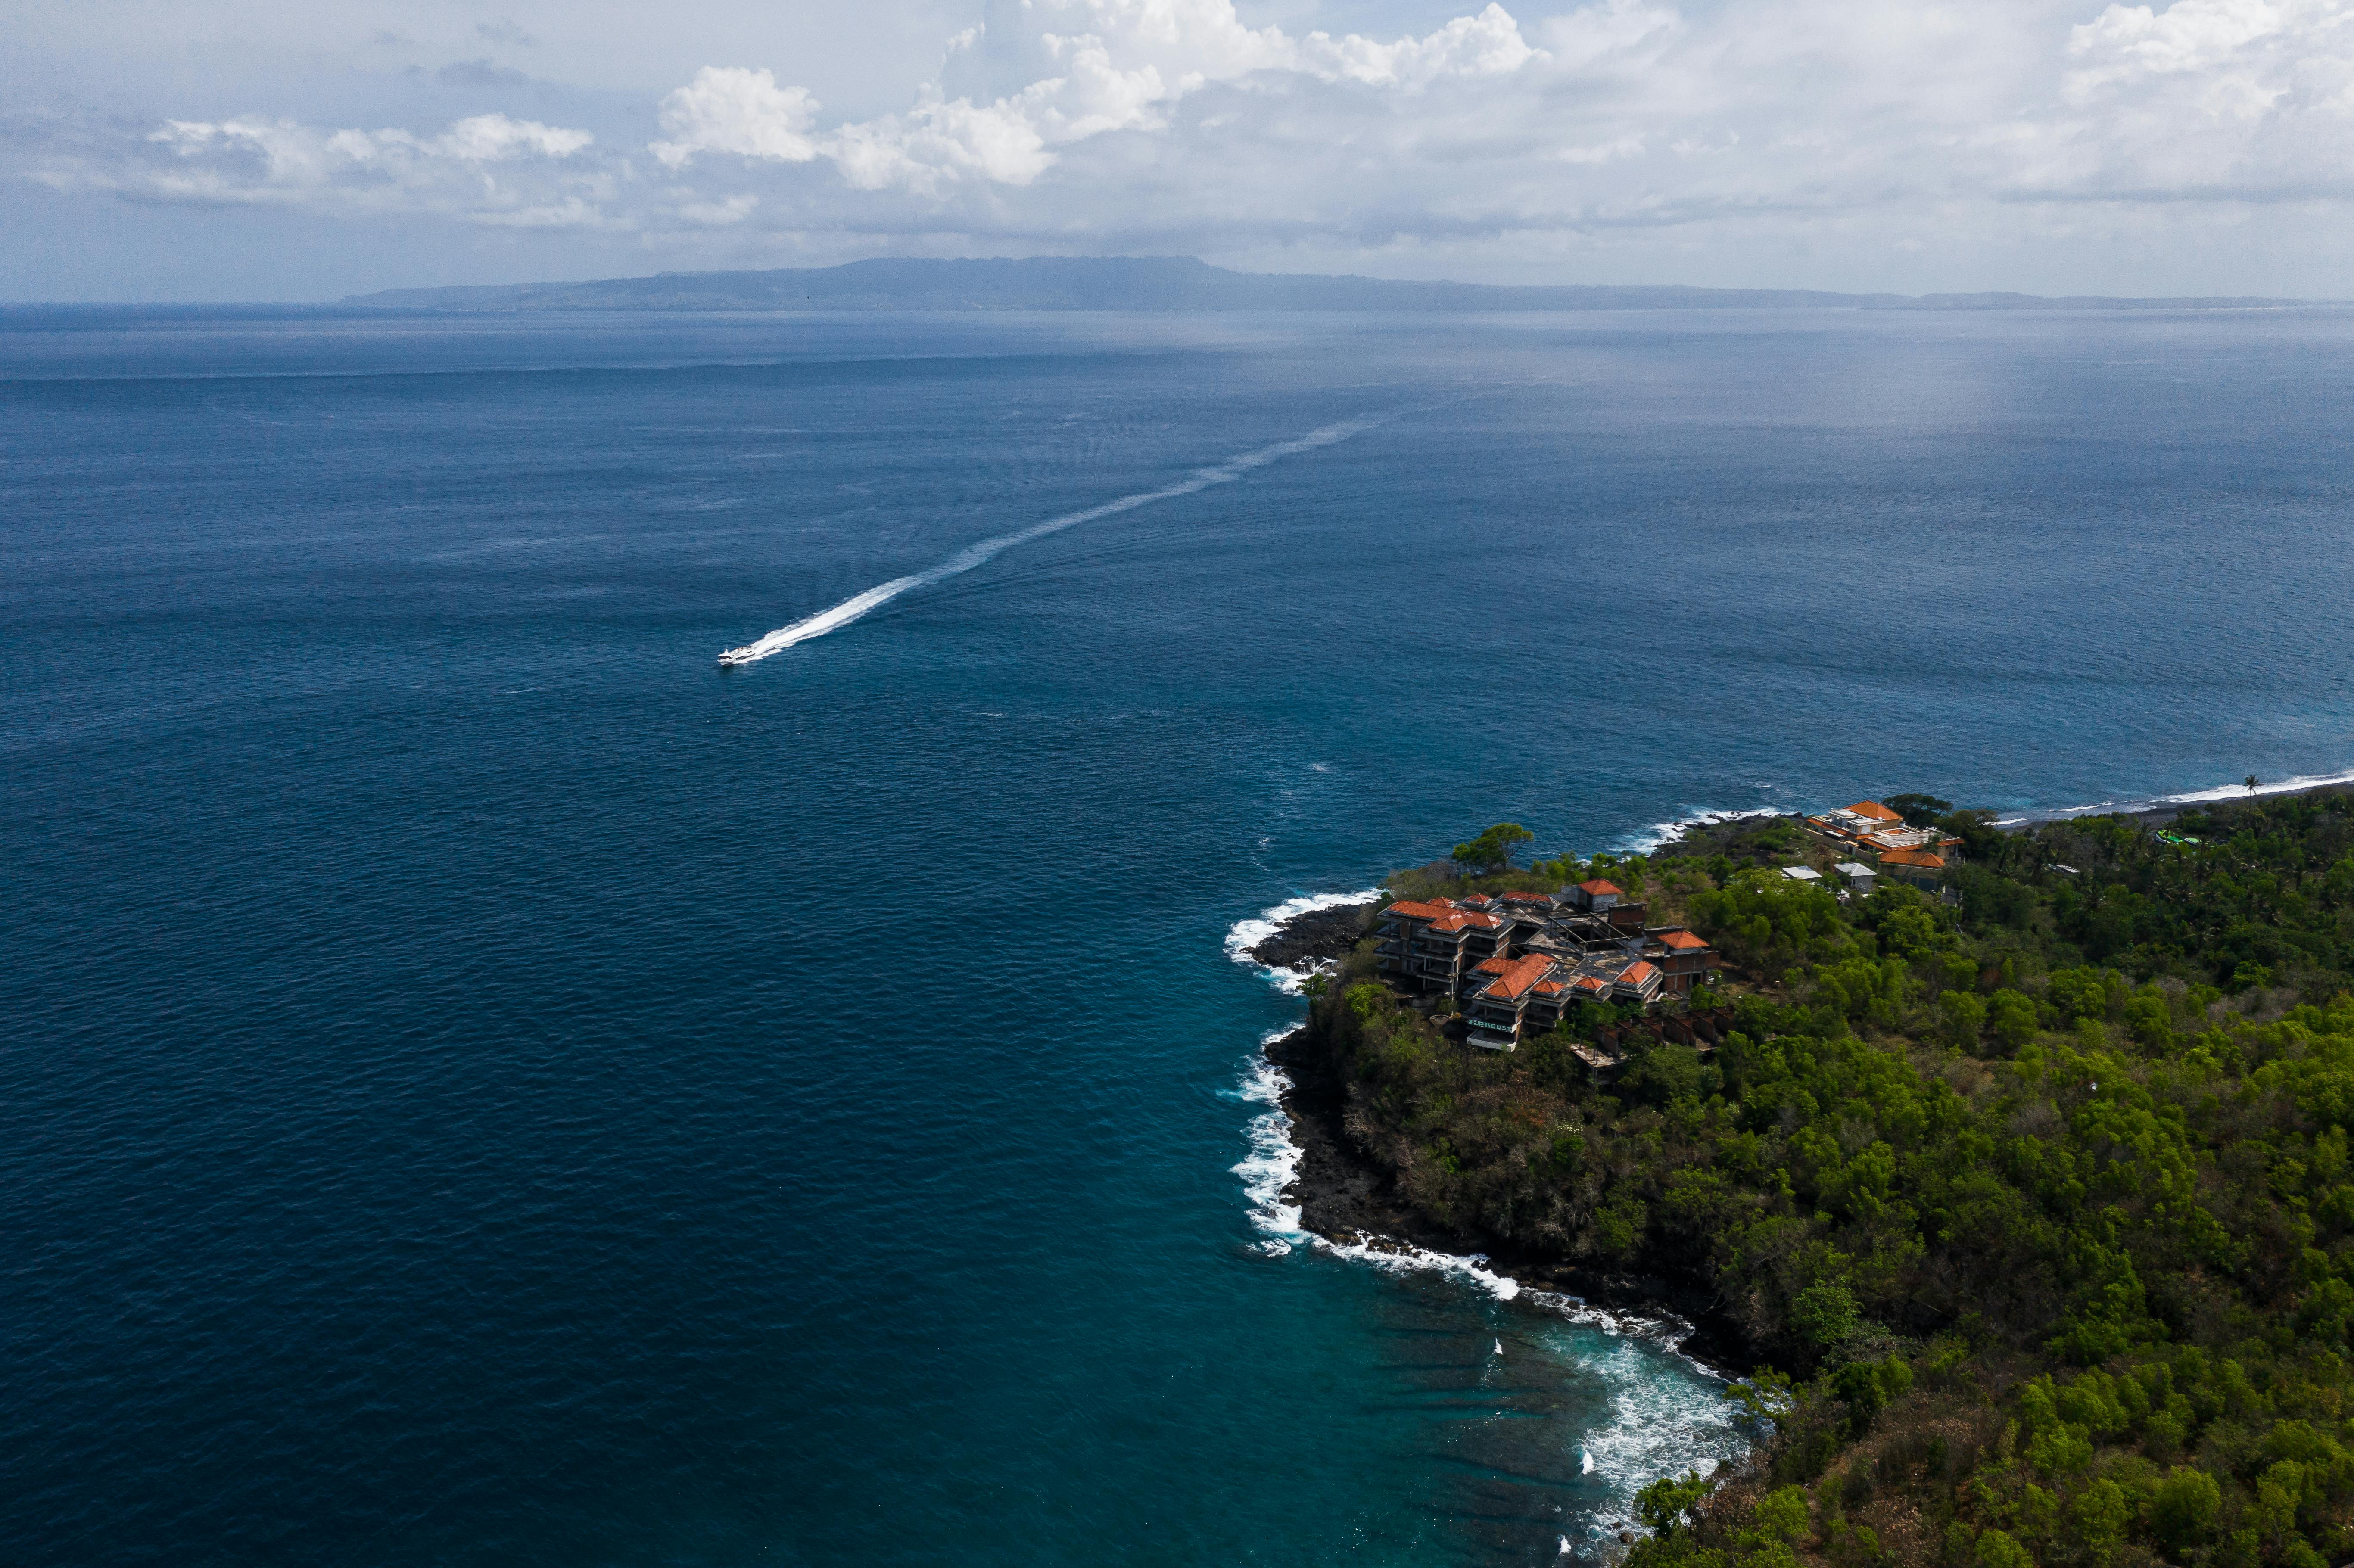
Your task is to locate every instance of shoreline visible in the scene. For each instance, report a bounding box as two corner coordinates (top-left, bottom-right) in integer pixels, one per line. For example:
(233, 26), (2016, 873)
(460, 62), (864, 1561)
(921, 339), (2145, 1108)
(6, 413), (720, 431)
(1260, 1023), (1758, 1372)
(1239, 892), (1756, 1369)
(1991, 772), (2354, 830)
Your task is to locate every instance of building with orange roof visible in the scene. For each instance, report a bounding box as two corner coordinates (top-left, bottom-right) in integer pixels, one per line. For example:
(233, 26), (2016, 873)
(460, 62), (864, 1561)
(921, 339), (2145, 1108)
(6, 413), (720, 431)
(1643, 927), (1719, 996)
(1876, 846), (1949, 887)
(1566, 878), (1622, 912)
(1371, 876), (1692, 1020)
(1465, 952), (1563, 1047)
(1374, 898), (1507, 995)
(1804, 800), (1967, 876)
(1806, 800), (1909, 848)
(1613, 959), (1664, 1005)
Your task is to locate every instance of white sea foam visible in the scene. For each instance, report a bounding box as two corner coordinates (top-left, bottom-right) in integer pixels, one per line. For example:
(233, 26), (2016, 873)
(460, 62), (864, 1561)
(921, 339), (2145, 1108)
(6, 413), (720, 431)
(1221, 876), (1755, 1530)
(1521, 1288), (1707, 1358)
(1222, 887), (1384, 994)
(1563, 1330), (1752, 1500)
(1222, 889), (1382, 1251)
(718, 414), (1388, 664)
(1229, 1039), (1308, 1254)
(1991, 764), (2354, 826)
(1315, 1233), (1527, 1300)
(1615, 803), (1788, 855)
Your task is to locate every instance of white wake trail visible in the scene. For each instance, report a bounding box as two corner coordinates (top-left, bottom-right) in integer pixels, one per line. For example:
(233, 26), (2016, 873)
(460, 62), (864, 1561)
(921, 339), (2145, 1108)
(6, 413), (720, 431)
(717, 414), (1387, 665)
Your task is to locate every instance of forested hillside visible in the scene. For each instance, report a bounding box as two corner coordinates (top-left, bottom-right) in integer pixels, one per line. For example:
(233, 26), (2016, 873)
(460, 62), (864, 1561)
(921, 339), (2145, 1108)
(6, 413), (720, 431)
(1302, 790), (2354, 1568)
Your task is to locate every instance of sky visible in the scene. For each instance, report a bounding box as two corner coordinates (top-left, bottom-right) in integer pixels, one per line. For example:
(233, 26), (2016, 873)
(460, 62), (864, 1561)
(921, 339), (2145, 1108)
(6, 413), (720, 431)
(3, 0), (2350, 300)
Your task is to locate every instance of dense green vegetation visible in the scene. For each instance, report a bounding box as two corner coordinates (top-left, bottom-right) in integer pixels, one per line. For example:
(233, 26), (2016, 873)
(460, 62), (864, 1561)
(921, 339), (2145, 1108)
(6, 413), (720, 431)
(1304, 791), (2354, 1568)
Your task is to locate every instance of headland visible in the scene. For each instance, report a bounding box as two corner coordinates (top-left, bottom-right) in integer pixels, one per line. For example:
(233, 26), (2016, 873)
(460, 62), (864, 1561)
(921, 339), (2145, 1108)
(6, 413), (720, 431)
(1244, 782), (2354, 1568)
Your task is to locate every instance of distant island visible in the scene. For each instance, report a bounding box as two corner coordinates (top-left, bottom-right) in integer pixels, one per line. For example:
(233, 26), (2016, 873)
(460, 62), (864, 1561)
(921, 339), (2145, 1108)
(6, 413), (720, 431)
(1253, 785), (2354, 1568)
(341, 256), (2303, 315)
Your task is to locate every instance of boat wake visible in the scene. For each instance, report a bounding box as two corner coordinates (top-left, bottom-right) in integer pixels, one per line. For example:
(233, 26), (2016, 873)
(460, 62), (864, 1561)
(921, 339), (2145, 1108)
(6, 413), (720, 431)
(718, 413), (1390, 665)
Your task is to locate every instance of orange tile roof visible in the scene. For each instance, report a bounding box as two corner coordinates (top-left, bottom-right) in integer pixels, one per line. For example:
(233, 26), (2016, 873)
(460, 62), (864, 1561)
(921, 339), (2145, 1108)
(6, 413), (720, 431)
(1384, 899), (1501, 932)
(1849, 801), (1903, 821)
(1619, 960), (1659, 984)
(1479, 953), (1557, 1000)
(1383, 899), (1457, 920)
(1879, 849), (1946, 869)
(1569, 975), (1611, 994)
(1496, 890), (1554, 904)
(1658, 930), (1710, 951)
(1577, 879), (1622, 896)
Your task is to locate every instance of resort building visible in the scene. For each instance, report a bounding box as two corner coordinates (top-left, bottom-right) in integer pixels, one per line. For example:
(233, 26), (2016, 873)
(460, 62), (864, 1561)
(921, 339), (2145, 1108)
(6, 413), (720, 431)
(1646, 929), (1715, 995)
(1373, 899), (1504, 995)
(1806, 801), (1906, 845)
(1801, 798), (1962, 886)
(1464, 952), (1573, 1048)
(1376, 890), (1715, 1043)
(1877, 847), (1949, 887)
(1613, 959), (1664, 1005)
(1564, 878), (1621, 912)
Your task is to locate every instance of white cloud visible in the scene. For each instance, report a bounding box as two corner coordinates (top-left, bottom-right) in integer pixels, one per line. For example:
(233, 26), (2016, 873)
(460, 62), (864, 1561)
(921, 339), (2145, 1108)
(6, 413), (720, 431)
(13, 0), (2354, 288)
(2046, 0), (2354, 192)
(87, 112), (609, 225)
(1296, 3), (1543, 87)
(647, 0), (1549, 192)
(2068, 0), (2295, 86)
(652, 67), (820, 167)
(434, 113), (594, 160)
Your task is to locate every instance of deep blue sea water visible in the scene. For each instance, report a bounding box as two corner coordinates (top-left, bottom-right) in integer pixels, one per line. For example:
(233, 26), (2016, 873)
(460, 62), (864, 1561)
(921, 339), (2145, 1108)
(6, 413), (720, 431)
(6, 306), (2354, 1567)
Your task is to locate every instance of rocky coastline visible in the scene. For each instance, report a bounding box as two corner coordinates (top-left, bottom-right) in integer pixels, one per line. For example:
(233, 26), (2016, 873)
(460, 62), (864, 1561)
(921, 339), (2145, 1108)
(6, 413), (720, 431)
(1243, 897), (1378, 974)
(1249, 899), (1756, 1373)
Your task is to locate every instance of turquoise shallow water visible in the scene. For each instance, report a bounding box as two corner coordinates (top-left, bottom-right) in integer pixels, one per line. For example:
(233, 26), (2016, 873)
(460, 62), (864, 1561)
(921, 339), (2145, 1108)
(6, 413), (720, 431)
(4, 306), (2353, 1565)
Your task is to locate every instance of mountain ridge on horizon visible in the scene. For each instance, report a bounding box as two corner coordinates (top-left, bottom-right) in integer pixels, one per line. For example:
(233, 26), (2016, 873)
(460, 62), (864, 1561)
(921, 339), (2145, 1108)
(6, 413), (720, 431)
(342, 255), (2301, 314)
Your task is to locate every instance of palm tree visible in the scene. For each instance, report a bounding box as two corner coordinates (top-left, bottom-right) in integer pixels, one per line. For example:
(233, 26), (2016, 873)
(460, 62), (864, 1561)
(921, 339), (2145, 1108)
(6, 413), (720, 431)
(2246, 774), (2260, 793)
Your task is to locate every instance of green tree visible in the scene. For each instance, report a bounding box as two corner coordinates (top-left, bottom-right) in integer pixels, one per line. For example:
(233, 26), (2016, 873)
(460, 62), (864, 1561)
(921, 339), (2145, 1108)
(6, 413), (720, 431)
(1987, 989), (2039, 1051)
(1974, 1529), (2033, 1568)
(1636, 1471), (1713, 1536)
(1791, 1281), (1861, 1352)
(2070, 1478), (2130, 1565)
(2148, 1468), (2221, 1555)
(1750, 1486), (1809, 1542)
(2123, 989), (2172, 1049)
(1937, 990), (1988, 1048)
(1886, 793), (1954, 827)
(1451, 822), (1534, 874)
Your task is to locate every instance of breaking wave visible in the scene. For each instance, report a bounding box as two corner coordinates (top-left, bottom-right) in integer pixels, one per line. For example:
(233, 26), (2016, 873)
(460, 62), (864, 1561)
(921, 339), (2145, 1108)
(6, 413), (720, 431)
(1223, 887), (1383, 995)
(1992, 765), (2354, 826)
(1224, 889), (1382, 1251)
(1615, 803), (1789, 855)
(1221, 882), (1755, 1534)
(1229, 1039), (1308, 1255)
(719, 414), (1389, 665)
(1565, 1330), (1752, 1498)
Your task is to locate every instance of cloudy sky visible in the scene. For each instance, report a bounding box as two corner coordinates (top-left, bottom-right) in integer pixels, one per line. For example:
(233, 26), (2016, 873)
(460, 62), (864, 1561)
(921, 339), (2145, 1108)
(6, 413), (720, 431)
(4, 0), (2349, 299)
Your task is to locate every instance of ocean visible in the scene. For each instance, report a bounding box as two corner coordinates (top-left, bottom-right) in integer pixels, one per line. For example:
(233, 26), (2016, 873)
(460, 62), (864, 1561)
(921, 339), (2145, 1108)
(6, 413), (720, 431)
(4, 305), (2351, 1566)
